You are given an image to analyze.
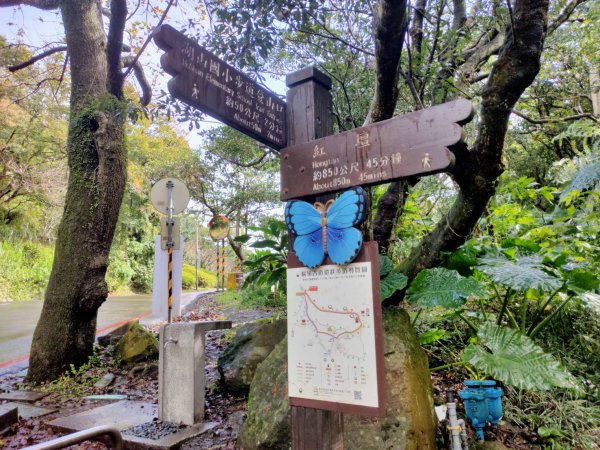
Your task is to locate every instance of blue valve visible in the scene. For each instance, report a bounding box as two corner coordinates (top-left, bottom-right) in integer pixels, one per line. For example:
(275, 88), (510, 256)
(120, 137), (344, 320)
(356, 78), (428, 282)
(459, 380), (503, 441)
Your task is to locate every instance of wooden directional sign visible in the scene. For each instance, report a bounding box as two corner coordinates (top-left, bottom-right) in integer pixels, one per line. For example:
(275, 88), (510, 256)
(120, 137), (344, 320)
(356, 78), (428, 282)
(153, 25), (287, 150)
(280, 99), (473, 200)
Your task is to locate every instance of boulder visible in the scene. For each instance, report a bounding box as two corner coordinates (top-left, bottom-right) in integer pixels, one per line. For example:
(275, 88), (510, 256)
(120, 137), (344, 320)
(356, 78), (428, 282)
(218, 319), (287, 395)
(114, 323), (159, 365)
(97, 320), (138, 347)
(343, 307), (437, 449)
(238, 336), (291, 449)
(238, 307), (437, 450)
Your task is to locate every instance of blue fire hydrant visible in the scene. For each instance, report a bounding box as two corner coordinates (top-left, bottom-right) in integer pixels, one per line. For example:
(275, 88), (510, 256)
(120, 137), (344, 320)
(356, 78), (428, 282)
(459, 380), (503, 440)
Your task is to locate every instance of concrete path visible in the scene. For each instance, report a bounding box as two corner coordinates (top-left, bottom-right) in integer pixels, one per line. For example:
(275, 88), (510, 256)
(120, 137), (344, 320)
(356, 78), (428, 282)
(0, 291), (204, 374)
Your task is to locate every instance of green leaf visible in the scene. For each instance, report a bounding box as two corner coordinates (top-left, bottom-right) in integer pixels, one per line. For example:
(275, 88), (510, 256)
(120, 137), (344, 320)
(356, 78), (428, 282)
(379, 255), (393, 277)
(541, 251), (568, 268)
(419, 328), (446, 345)
(564, 269), (600, 293)
(476, 255), (562, 292)
(463, 322), (577, 391)
(251, 239), (278, 249)
(579, 292), (600, 313)
(406, 268), (485, 309)
(538, 426), (565, 439)
(501, 238), (541, 253)
(380, 270), (408, 301)
(234, 234), (251, 243)
(560, 160), (600, 201)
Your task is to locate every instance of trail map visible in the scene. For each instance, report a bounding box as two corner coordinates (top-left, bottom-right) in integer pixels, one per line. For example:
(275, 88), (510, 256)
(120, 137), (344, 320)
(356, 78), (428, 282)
(287, 261), (379, 408)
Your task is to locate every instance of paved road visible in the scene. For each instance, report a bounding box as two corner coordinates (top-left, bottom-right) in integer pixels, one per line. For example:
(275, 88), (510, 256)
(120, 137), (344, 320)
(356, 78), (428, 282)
(0, 291), (204, 372)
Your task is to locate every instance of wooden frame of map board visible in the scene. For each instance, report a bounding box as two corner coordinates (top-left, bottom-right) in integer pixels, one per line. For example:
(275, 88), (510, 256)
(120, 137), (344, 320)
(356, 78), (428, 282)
(287, 241), (386, 417)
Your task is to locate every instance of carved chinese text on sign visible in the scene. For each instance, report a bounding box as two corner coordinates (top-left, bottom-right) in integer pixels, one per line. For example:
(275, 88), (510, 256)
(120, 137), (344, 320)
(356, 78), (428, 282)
(280, 99), (473, 200)
(154, 25), (287, 150)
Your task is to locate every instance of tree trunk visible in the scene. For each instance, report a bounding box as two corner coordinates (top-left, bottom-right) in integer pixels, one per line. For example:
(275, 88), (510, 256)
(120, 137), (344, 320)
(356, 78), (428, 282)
(396, 0), (550, 286)
(27, 0), (127, 383)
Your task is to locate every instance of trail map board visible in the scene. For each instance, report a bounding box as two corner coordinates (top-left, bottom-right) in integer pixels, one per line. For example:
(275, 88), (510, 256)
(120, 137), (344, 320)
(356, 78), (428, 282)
(287, 242), (385, 416)
(154, 25), (287, 150)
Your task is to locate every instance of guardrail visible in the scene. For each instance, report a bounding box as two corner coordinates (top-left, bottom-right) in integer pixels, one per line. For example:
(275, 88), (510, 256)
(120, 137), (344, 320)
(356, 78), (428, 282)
(23, 425), (122, 450)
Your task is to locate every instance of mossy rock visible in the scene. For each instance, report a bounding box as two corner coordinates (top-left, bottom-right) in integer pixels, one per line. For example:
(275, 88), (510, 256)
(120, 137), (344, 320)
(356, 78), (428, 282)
(238, 307), (437, 449)
(114, 323), (159, 365)
(343, 307), (437, 449)
(218, 319), (287, 395)
(238, 336), (291, 450)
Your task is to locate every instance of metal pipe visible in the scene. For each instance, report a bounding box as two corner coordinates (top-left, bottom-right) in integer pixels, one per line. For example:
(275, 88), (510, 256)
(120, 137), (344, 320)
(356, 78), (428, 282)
(447, 397), (463, 450)
(23, 425), (122, 450)
(458, 419), (469, 450)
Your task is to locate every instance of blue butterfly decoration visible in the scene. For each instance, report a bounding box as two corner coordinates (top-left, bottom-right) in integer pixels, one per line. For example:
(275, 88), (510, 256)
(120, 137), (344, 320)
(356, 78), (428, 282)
(285, 187), (367, 268)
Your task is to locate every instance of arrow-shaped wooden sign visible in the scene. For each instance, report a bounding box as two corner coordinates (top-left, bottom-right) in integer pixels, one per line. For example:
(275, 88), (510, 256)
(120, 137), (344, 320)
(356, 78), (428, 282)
(154, 25), (287, 150)
(280, 99), (473, 200)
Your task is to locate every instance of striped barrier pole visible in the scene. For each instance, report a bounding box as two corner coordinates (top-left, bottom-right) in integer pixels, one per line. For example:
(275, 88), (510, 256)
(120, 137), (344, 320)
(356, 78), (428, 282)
(221, 242), (226, 290)
(167, 245), (173, 322)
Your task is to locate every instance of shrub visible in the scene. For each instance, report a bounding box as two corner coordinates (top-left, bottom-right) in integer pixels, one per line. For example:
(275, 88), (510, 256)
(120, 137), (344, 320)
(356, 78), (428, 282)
(0, 240), (53, 301)
(182, 264), (216, 289)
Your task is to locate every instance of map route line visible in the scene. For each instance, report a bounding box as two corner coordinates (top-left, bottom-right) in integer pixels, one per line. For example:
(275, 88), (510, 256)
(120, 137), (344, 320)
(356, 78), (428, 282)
(297, 289), (363, 340)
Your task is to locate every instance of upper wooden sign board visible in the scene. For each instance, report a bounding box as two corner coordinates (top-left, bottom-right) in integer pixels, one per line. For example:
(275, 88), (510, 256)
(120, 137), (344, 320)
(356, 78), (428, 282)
(280, 99), (473, 200)
(154, 25), (287, 150)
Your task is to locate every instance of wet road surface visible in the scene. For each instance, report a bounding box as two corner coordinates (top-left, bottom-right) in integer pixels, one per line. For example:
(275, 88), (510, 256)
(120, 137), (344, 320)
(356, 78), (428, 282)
(0, 294), (151, 368)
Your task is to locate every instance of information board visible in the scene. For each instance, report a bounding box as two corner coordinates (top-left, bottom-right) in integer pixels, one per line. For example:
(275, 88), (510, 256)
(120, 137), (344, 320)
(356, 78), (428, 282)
(287, 242), (385, 416)
(154, 25), (287, 150)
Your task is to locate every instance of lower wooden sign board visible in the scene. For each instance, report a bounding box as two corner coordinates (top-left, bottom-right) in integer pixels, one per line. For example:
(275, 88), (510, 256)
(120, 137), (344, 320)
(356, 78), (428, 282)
(287, 242), (385, 416)
(280, 99), (473, 200)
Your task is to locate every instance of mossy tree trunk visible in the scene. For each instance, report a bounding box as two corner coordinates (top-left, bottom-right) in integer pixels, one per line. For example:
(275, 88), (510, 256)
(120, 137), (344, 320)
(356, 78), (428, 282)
(0, 0), (130, 383)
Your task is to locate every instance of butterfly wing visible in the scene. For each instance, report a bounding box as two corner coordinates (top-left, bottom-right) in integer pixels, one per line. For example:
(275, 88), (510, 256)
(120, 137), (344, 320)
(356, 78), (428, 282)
(326, 227), (363, 265)
(326, 187), (367, 229)
(293, 228), (326, 269)
(285, 201), (322, 236)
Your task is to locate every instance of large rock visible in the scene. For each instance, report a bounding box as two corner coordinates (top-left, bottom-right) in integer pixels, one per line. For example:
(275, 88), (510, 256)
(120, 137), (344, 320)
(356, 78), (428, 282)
(238, 336), (291, 449)
(114, 323), (159, 365)
(218, 319), (287, 395)
(343, 307), (437, 449)
(97, 320), (139, 347)
(238, 307), (437, 450)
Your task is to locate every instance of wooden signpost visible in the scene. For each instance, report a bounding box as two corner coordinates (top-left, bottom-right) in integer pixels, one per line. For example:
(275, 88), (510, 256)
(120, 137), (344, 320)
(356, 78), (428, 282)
(154, 27), (474, 449)
(280, 98), (472, 200)
(154, 25), (287, 150)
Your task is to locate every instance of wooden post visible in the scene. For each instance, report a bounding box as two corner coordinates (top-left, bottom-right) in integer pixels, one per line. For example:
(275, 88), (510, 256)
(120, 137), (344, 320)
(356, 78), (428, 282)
(286, 66), (344, 449)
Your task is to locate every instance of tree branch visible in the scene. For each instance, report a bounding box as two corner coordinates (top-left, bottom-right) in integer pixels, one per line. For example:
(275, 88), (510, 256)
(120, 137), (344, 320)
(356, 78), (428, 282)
(0, 0), (59, 9)
(548, 0), (587, 34)
(7, 45), (67, 72)
(398, 0), (551, 293)
(455, 30), (505, 92)
(122, 0), (175, 80)
(121, 55), (151, 106)
(512, 110), (599, 124)
(206, 149), (271, 168)
(106, 0), (127, 97)
(364, 0), (408, 124)
(227, 234), (244, 261)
